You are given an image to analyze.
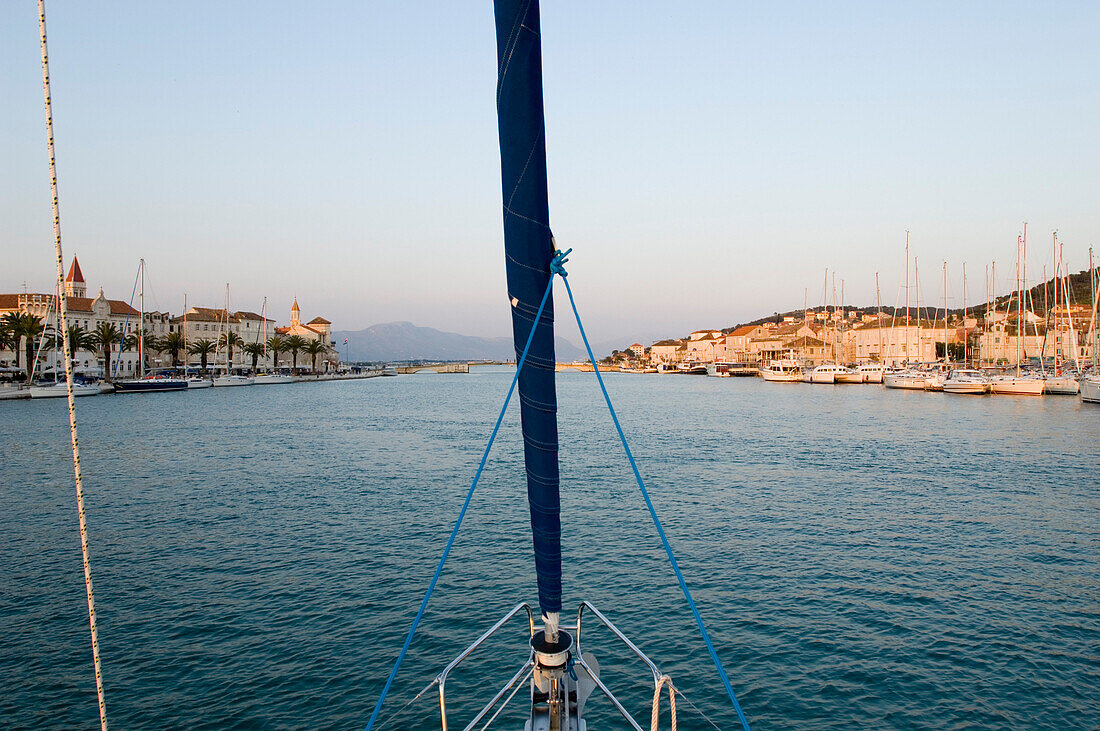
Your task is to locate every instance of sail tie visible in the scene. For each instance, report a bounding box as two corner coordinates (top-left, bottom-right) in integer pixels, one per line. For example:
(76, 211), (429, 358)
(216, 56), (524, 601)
(559, 256), (753, 731)
(364, 272), (558, 731)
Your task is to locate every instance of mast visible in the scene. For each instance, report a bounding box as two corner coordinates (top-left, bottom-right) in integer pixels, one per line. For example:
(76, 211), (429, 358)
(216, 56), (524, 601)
(138, 258), (145, 378)
(942, 261), (947, 364)
(493, 0), (562, 638)
(962, 263), (967, 365)
(183, 294), (187, 376)
(914, 257), (921, 364)
(1016, 234), (1022, 375)
(905, 231), (910, 364)
(876, 272), (882, 362)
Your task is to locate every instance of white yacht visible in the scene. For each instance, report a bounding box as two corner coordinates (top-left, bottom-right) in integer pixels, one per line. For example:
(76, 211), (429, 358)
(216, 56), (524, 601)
(834, 366), (862, 384)
(213, 374), (255, 387)
(990, 373), (1045, 396)
(1080, 375), (1100, 403)
(809, 364), (853, 384)
(855, 363), (884, 383)
(1043, 373), (1080, 395)
(884, 370), (929, 390)
(760, 359), (802, 382)
(254, 373), (294, 385)
(29, 380), (100, 398)
(943, 369), (990, 395)
(186, 376), (212, 389)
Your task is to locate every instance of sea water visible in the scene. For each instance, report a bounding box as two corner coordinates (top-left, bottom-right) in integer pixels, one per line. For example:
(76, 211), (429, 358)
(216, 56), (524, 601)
(1, 369), (1098, 729)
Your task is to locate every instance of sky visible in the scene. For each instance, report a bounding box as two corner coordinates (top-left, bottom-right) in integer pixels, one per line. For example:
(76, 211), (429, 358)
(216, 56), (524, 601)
(2, 1), (1098, 346)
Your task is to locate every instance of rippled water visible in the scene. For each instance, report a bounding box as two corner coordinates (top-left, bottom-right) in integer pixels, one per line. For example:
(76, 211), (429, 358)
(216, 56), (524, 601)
(2, 370), (1098, 729)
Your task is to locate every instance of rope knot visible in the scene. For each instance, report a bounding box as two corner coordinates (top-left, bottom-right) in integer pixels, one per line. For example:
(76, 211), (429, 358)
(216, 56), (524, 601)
(550, 247), (572, 277)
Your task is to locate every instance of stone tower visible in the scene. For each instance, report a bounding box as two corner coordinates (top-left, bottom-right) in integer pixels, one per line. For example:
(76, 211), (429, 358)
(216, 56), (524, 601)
(291, 298), (300, 327)
(65, 256), (86, 298)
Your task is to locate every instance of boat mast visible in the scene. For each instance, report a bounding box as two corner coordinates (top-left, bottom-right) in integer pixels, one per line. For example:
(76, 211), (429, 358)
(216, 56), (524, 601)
(1016, 233), (1022, 375)
(183, 294), (187, 376)
(942, 261), (947, 364)
(905, 231), (910, 364)
(914, 257), (921, 364)
(1062, 238), (1081, 371)
(876, 272), (882, 362)
(138, 257), (144, 378)
(962, 263), (968, 366)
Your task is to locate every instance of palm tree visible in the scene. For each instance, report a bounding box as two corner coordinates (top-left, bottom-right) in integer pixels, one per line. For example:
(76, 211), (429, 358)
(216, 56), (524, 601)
(5, 313), (45, 379)
(266, 335), (285, 371)
(303, 339), (329, 374)
(283, 335), (307, 373)
(91, 321), (123, 381)
(219, 331), (244, 371)
(0, 317), (16, 360)
(44, 324), (93, 376)
(160, 331), (185, 368)
(241, 341), (266, 374)
(124, 329), (158, 372)
(188, 339), (216, 374)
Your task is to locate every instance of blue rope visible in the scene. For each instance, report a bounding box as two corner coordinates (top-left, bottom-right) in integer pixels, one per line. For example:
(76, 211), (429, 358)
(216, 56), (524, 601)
(558, 263), (752, 731)
(364, 272), (557, 731)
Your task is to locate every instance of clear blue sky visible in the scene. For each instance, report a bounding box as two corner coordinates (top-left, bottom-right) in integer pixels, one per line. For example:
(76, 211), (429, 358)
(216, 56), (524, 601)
(3, 1), (1098, 344)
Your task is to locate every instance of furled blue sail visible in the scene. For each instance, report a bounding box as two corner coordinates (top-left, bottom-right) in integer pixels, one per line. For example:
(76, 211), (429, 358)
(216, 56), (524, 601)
(493, 0), (562, 620)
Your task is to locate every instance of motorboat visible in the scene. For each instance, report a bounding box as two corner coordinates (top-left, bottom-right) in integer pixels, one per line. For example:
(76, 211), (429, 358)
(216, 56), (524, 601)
(29, 380), (100, 398)
(834, 366), (862, 384)
(855, 363), (884, 383)
(656, 363), (679, 374)
(113, 374), (188, 393)
(706, 361), (732, 377)
(989, 373), (1045, 396)
(943, 369), (990, 394)
(213, 374), (255, 387)
(186, 376), (212, 389)
(760, 359), (802, 382)
(677, 362), (707, 375)
(809, 363), (853, 384)
(884, 370), (929, 390)
(253, 373), (294, 385)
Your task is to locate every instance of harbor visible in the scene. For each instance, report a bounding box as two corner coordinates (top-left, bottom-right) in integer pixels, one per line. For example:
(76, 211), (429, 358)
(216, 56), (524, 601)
(3, 1), (1098, 729)
(3, 369), (1097, 729)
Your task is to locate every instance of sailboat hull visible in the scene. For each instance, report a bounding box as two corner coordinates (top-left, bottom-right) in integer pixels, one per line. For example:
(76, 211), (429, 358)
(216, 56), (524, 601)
(114, 378), (188, 393)
(1043, 375), (1079, 395)
(884, 373), (928, 390)
(29, 382), (100, 398)
(989, 377), (1045, 396)
(1079, 377), (1100, 403)
(254, 374), (294, 385)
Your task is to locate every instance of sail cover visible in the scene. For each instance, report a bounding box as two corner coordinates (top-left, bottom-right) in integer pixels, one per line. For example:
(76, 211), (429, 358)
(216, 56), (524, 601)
(493, 0), (562, 616)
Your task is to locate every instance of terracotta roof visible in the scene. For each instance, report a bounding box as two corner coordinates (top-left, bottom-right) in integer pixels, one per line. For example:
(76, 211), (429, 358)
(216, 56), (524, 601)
(0, 292), (138, 316)
(170, 307), (272, 324)
(307, 316), (331, 325)
(786, 336), (825, 347)
(650, 339), (682, 347)
(65, 256), (84, 283)
(291, 299), (300, 312)
(729, 325), (757, 337)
